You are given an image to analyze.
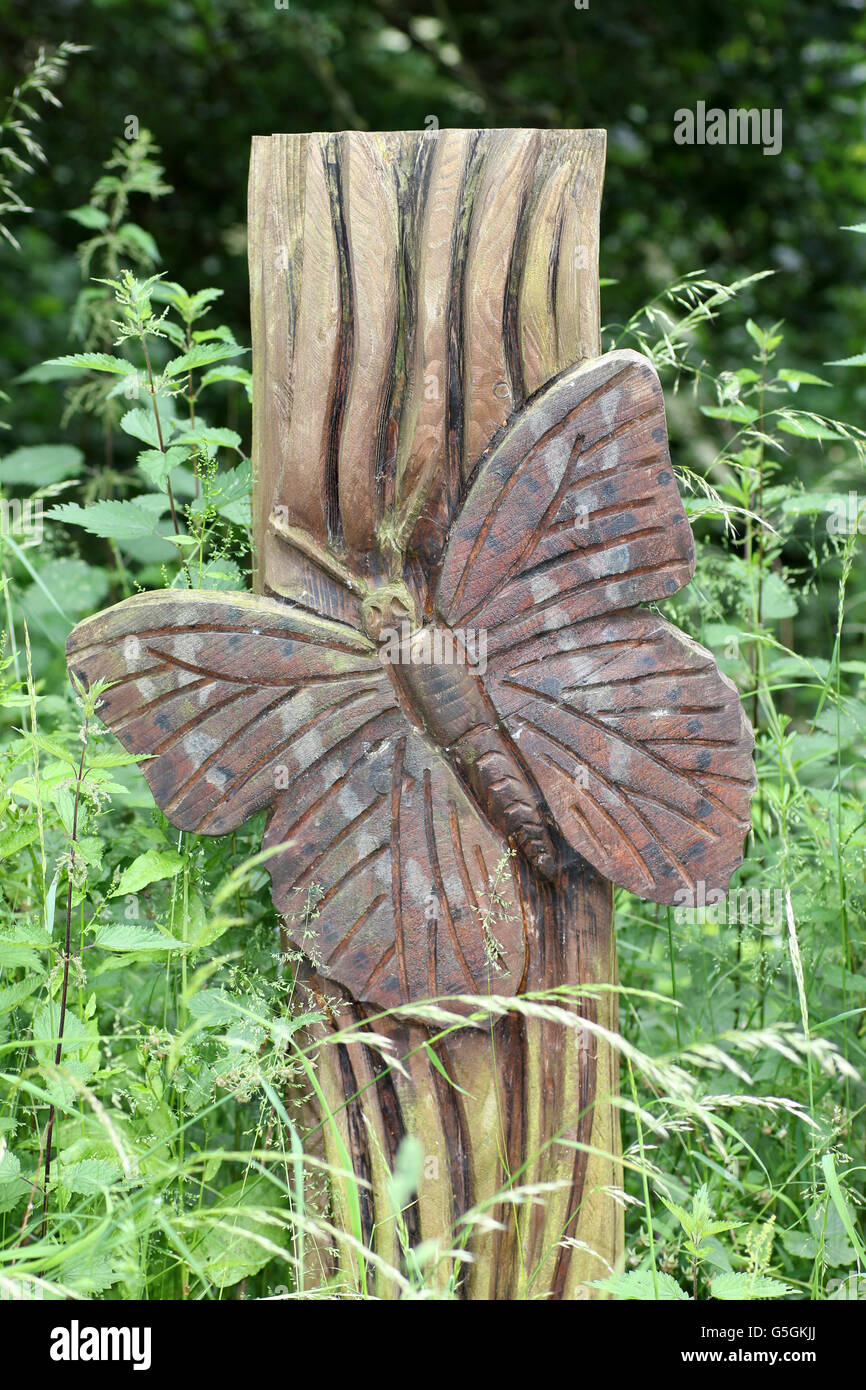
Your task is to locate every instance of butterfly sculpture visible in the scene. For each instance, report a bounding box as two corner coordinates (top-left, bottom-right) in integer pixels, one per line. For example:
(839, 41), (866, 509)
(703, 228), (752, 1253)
(67, 350), (755, 1015)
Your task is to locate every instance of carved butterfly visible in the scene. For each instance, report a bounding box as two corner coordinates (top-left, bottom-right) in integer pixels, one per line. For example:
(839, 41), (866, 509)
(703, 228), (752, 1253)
(67, 350), (755, 1013)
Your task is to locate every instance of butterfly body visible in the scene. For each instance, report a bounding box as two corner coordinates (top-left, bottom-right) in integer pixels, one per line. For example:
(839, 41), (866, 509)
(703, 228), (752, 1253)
(385, 623), (558, 878)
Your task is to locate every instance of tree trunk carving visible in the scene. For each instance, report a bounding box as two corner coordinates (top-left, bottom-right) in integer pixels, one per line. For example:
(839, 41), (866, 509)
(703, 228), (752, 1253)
(65, 128), (754, 1299)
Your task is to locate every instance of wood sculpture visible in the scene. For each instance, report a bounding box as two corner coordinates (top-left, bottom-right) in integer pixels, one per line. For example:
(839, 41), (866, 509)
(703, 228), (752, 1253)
(65, 129), (755, 1299)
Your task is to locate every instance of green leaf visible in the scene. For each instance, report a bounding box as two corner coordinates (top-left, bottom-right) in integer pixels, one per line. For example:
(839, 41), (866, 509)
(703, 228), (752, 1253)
(41, 352), (137, 376)
(0, 976), (42, 1016)
(711, 1273), (793, 1300)
(0, 1150), (29, 1214)
(423, 1042), (470, 1095)
(91, 923), (186, 953)
(822, 964), (866, 996)
(205, 457), (252, 525)
(57, 1158), (122, 1195)
(759, 570), (798, 619)
(187, 990), (241, 1026)
(781, 1200), (858, 1267)
(118, 221), (159, 263)
(172, 424), (242, 451)
(0, 942), (42, 971)
(87, 750), (152, 769)
(46, 500), (163, 540)
(192, 1177), (283, 1286)
(0, 824), (38, 858)
(189, 557), (244, 591)
(119, 407), (163, 447)
(0, 444), (83, 485)
(138, 445), (187, 491)
(29, 557), (110, 615)
(110, 849), (186, 897)
(56, 1249), (120, 1296)
(776, 414), (844, 440)
(189, 287), (224, 317)
(745, 318), (783, 353)
(15, 361), (87, 384)
(777, 368), (831, 390)
(192, 325), (235, 344)
(163, 342), (246, 378)
(67, 205), (110, 230)
(700, 403), (759, 423)
(779, 490), (839, 516)
(0, 1177), (30, 1215)
(826, 352), (866, 367)
(32, 1001), (99, 1080)
(821, 1153), (866, 1262)
(0, 1148), (22, 1185)
(199, 365), (253, 396)
(30, 733), (79, 767)
(590, 1270), (688, 1300)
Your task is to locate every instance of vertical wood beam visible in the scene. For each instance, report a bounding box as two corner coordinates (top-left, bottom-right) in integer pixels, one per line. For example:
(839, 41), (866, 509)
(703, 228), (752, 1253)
(249, 128), (621, 1299)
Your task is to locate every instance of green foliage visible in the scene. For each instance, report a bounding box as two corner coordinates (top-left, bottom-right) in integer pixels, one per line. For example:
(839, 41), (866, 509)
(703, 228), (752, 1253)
(0, 5), (864, 1302)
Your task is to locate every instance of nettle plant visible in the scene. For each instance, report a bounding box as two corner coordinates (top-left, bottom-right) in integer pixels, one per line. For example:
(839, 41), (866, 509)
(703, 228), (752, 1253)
(44, 269), (253, 591)
(594, 1184), (792, 1301)
(61, 130), (173, 433)
(605, 272), (866, 1302)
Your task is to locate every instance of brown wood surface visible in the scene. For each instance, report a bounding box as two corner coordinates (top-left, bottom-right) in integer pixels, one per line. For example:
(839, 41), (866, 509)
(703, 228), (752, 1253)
(65, 127), (754, 1299)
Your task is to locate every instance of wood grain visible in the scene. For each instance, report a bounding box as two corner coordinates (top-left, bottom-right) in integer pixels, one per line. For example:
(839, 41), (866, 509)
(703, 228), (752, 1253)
(248, 127), (628, 1300)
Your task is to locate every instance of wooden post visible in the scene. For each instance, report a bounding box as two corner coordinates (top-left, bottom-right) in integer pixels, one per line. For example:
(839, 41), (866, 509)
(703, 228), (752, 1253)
(248, 129), (618, 1298)
(66, 127), (754, 1301)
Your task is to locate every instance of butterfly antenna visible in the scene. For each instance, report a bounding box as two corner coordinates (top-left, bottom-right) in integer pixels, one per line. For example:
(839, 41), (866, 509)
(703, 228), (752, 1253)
(376, 517), (406, 583)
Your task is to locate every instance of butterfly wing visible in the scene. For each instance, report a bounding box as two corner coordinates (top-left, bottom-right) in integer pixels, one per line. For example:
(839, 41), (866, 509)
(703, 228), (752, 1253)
(67, 589), (526, 1011)
(264, 720), (527, 1011)
(437, 349), (695, 650)
(484, 609), (754, 902)
(67, 590), (391, 836)
(436, 349), (754, 902)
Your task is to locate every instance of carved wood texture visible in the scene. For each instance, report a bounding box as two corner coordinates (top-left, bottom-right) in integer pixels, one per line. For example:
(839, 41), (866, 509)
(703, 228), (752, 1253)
(65, 128), (755, 1299)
